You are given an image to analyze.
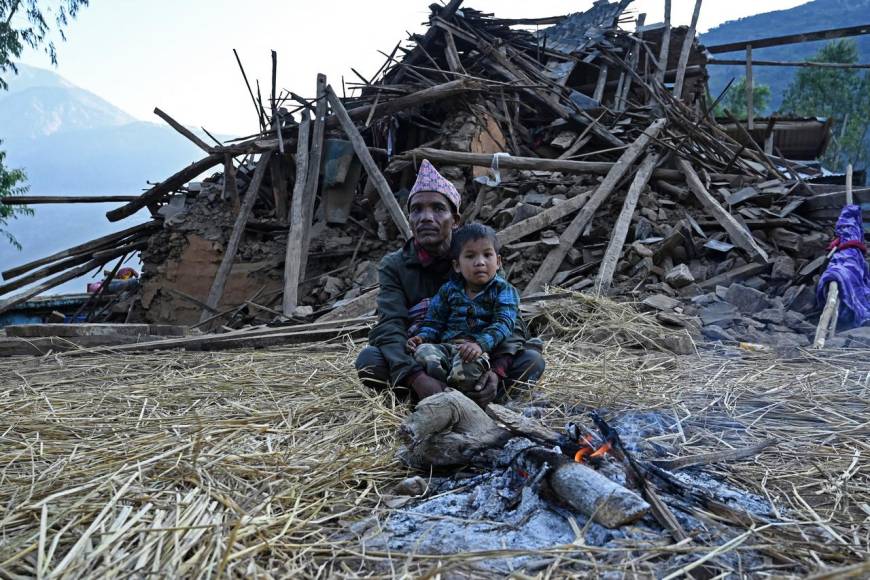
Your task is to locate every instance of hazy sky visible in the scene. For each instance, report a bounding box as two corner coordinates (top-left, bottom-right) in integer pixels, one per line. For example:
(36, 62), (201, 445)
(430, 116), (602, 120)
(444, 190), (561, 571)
(19, 0), (808, 136)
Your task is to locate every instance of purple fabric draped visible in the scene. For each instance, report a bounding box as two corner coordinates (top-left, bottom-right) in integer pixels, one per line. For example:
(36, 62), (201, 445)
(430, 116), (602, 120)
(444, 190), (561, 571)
(817, 204), (870, 327)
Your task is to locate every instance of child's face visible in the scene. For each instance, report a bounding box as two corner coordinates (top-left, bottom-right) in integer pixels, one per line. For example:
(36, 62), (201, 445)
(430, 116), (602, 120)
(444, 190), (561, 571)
(453, 237), (501, 289)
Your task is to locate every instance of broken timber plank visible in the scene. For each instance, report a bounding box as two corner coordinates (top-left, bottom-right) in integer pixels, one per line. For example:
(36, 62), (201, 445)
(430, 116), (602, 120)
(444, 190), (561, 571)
(326, 84), (412, 240)
(153, 107), (214, 153)
(2, 221), (159, 281)
(813, 282), (840, 349)
(400, 147), (745, 185)
(677, 158), (769, 263)
(299, 74), (328, 281)
(107, 153), (224, 222)
(594, 151), (661, 294)
(672, 0), (702, 99)
(317, 287), (379, 322)
(282, 111), (311, 316)
(199, 153), (272, 323)
(523, 118), (667, 295)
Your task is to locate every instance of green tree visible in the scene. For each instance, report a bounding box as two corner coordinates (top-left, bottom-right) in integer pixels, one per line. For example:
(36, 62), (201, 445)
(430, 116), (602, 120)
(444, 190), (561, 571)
(0, 144), (31, 249)
(712, 76), (771, 120)
(780, 39), (870, 171)
(1, 0), (89, 248)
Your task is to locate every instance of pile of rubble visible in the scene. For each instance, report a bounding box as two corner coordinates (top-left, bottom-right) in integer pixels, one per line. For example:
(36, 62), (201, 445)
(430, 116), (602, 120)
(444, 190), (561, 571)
(1, 0), (864, 348)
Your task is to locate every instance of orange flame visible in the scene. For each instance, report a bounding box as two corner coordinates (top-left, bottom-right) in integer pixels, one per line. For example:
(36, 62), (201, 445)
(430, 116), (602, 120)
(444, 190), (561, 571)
(573, 436), (612, 463)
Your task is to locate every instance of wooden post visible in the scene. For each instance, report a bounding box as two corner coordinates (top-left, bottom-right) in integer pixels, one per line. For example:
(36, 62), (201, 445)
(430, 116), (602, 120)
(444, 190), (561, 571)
(593, 64), (609, 103)
(524, 119), (667, 295)
(847, 164), (854, 205)
(746, 45), (754, 130)
(199, 153), (272, 323)
(223, 153), (239, 209)
(298, 74), (328, 281)
(654, 0), (672, 87)
(594, 152), (661, 294)
(325, 85), (412, 240)
(813, 282), (840, 348)
(282, 112), (311, 316)
(673, 0), (702, 100)
(153, 107), (213, 153)
(677, 158), (769, 263)
(617, 14), (646, 112)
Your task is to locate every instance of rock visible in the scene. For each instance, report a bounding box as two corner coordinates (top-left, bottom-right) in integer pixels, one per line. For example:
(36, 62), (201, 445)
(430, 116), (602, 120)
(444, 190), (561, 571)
(323, 275), (344, 297)
(395, 476), (429, 496)
(770, 256), (796, 280)
(782, 285), (817, 315)
(826, 337), (849, 348)
(632, 241), (654, 258)
(753, 308), (785, 325)
(292, 305), (314, 317)
(839, 326), (870, 347)
(725, 283), (772, 315)
(664, 264), (695, 288)
(642, 294), (681, 311)
(511, 203), (542, 224)
(690, 292), (718, 306)
(700, 302), (738, 327)
(522, 192), (550, 206)
(768, 332), (810, 348)
(661, 333), (695, 355)
(703, 325), (735, 341)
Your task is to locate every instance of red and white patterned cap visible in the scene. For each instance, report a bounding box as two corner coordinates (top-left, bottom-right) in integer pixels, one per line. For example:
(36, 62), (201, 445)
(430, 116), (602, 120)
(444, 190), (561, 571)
(408, 159), (461, 212)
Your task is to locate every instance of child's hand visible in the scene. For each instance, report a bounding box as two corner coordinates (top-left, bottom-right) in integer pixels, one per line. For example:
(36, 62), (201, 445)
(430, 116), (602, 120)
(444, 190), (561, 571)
(458, 341), (483, 362)
(406, 335), (424, 353)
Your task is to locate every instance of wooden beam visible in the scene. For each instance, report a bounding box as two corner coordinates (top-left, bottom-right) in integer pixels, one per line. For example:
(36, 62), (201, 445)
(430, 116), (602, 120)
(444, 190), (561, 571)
(677, 158), (769, 263)
(282, 111), (311, 316)
(0, 244), (137, 315)
(709, 58), (870, 69)
(199, 153), (272, 323)
(746, 45), (754, 130)
(594, 152), (661, 294)
(2, 221), (159, 281)
(706, 23), (870, 54)
(153, 107), (213, 153)
(298, 74), (328, 281)
(673, 0), (702, 99)
(0, 195), (139, 204)
(593, 64), (609, 103)
(653, 0), (671, 87)
(392, 0), (464, 83)
(326, 85), (412, 240)
(106, 153), (223, 222)
(846, 164), (854, 205)
(523, 118), (667, 295)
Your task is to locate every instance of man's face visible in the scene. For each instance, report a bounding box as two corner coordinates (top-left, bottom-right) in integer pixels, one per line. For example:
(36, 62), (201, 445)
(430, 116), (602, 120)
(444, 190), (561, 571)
(408, 191), (458, 251)
(454, 237), (501, 291)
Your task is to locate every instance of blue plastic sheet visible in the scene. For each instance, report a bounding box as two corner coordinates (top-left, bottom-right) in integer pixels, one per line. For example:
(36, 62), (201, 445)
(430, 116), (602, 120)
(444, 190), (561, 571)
(817, 205), (870, 327)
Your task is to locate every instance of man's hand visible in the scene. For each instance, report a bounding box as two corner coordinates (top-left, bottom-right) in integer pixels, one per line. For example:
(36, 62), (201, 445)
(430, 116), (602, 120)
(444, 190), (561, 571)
(466, 370), (498, 407)
(411, 373), (447, 400)
(457, 341), (483, 362)
(406, 335), (424, 353)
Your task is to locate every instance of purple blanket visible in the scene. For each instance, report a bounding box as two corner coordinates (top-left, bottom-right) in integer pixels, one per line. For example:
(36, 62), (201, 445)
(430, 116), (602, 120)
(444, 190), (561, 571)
(817, 204), (870, 327)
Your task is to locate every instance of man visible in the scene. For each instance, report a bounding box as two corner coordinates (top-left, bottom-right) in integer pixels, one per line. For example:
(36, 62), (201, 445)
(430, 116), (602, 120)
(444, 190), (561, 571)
(355, 160), (545, 406)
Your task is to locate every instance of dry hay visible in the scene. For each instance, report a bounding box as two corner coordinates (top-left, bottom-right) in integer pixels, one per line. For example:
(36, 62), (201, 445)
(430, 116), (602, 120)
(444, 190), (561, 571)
(0, 309), (868, 577)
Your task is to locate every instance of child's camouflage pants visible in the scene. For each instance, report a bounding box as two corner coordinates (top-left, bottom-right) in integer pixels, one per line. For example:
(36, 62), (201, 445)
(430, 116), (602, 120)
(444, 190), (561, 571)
(413, 343), (490, 392)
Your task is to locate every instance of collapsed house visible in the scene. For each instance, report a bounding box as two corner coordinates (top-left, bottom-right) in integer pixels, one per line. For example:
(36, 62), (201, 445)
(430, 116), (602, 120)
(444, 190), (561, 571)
(0, 0), (868, 351)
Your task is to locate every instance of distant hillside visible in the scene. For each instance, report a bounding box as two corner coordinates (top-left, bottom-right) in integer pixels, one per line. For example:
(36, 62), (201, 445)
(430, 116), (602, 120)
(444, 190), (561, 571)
(701, 0), (870, 112)
(0, 64), (210, 294)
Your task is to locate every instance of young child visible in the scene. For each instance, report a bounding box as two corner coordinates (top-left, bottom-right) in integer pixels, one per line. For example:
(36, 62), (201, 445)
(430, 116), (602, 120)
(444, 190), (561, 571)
(406, 223), (520, 392)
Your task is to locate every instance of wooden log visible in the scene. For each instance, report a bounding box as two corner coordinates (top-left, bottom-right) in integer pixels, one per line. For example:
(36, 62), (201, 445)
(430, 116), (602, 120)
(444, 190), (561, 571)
(326, 85), (412, 240)
(153, 107), (213, 153)
(709, 58), (870, 69)
(523, 119), (667, 294)
(0, 195), (139, 204)
(593, 64), (608, 103)
(594, 152), (661, 294)
(548, 461), (650, 528)
(813, 282), (840, 349)
(706, 23), (870, 54)
(270, 151), (289, 222)
(746, 45), (754, 130)
(443, 30), (465, 74)
(672, 0), (702, 99)
(846, 164), (854, 205)
(106, 153), (223, 222)
(199, 154), (272, 323)
(2, 221), (159, 281)
(298, 74), (328, 281)
(653, 0), (671, 87)
(223, 153), (239, 208)
(317, 287), (378, 322)
(0, 239), (144, 296)
(399, 147), (745, 185)
(677, 158), (769, 264)
(400, 391), (650, 529)
(0, 245), (136, 315)
(282, 111), (311, 316)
